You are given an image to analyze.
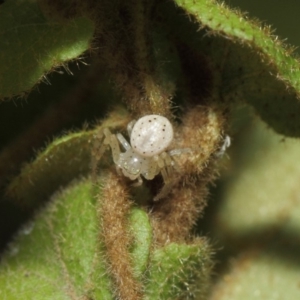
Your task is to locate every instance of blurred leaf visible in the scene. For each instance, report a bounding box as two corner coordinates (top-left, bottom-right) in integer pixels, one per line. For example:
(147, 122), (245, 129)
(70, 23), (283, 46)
(209, 238), (300, 300)
(207, 108), (300, 299)
(214, 114), (300, 239)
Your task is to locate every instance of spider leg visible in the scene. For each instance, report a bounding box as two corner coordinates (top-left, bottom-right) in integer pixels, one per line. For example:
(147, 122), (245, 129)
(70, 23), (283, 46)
(168, 148), (192, 172)
(144, 157), (160, 180)
(91, 128), (123, 180)
(104, 128), (121, 165)
(116, 133), (131, 151)
(91, 128), (119, 178)
(132, 176), (143, 187)
(153, 152), (177, 201)
(91, 129), (106, 180)
(215, 135), (231, 157)
(127, 120), (136, 137)
(154, 173), (176, 201)
(168, 148), (191, 156)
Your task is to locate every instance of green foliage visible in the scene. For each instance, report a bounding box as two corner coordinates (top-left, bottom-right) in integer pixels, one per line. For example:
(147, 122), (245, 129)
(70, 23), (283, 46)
(128, 208), (152, 279)
(5, 107), (129, 208)
(0, 179), (113, 299)
(145, 241), (212, 299)
(1, 0), (300, 298)
(174, 0), (300, 136)
(0, 0), (94, 98)
(6, 131), (94, 207)
(0, 179), (212, 299)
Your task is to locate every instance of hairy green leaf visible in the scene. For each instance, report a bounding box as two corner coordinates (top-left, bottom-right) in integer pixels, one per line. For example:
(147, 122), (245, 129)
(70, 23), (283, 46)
(0, 179), (113, 299)
(171, 0), (300, 136)
(6, 107), (130, 208)
(128, 208), (152, 279)
(1, 178), (212, 299)
(0, 0), (94, 98)
(145, 240), (212, 300)
(6, 130), (95, 207)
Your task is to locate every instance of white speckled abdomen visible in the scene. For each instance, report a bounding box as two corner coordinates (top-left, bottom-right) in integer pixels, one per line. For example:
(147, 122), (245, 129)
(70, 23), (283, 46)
(130, 115), (174, 157)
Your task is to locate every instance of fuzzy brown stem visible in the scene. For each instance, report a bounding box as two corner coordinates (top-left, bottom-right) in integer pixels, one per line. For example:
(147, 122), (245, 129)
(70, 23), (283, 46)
(150, 105), (226, 245)
(99, 171), (142, 300)
(150, 184), (204, 245)
(92, 1), (145, 115)
(92, 0), (173, 117)
(127, 0), (172, 117)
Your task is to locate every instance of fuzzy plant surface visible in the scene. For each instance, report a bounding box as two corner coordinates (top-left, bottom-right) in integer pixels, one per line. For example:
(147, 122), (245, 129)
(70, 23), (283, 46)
(1, 0), (300, 299)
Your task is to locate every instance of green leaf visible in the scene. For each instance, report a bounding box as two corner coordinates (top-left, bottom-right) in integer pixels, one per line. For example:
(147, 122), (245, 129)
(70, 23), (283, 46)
(1, 177), (212, 299)
(0, 0), (94, 98)
(170, 0), (300, 136)
(128, 208), (152, 279)
(0, 179), (114, 299)
(6, 130), (95, 208)
(6, 107), (130, 208)
(145, 240), (212, 300)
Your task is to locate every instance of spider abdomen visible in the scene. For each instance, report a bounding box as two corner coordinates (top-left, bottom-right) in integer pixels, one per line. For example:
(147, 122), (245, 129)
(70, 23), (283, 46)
(130, 115), (173, 157)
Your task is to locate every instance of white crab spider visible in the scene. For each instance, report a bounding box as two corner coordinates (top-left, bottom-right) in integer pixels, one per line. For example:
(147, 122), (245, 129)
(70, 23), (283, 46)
(97, 114), (186, 200)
